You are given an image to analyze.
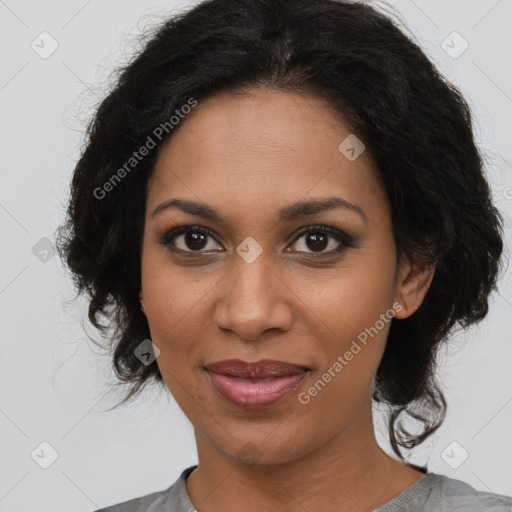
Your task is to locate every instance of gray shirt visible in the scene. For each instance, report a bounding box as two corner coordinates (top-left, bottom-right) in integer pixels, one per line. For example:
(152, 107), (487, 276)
(94, 465), (512, 511)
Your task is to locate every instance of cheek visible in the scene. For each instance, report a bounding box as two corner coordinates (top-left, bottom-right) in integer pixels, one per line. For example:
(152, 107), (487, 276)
(296, 304), (390, 441)
(303, 269), (394, 399)
(141, 249), (215, 347)
(311, 261), (395, 340)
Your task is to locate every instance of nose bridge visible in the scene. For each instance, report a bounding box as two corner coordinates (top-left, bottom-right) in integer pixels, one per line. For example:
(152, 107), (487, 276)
(214, 246), (293, 339)
(230, 247), (276, 311)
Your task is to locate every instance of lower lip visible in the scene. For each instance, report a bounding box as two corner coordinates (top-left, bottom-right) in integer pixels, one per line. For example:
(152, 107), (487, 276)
(206, 370), (308, 409)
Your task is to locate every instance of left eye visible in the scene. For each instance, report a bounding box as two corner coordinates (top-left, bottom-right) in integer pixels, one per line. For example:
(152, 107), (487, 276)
(289, 227), (348, 254)
(159, 225), (354, 255)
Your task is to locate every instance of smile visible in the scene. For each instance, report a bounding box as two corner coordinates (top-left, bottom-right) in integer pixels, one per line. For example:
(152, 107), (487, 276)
(205, 370), (309, 409)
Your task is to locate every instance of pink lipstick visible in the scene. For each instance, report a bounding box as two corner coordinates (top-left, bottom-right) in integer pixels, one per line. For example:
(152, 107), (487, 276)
(205, 359), (309, 408)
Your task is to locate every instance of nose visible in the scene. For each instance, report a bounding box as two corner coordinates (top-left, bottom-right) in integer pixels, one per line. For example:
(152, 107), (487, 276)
(213, 252), (294, 341)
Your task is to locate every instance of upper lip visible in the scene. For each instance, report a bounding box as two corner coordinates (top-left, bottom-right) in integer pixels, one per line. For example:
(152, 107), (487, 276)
(205, 359), (310, 379)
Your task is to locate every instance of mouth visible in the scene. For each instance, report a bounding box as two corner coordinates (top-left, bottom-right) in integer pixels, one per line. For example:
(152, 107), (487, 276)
(204, 359), (310, 409)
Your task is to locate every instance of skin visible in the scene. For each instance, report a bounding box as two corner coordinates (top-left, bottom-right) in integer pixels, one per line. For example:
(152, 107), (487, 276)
(139, 87), (436, 512)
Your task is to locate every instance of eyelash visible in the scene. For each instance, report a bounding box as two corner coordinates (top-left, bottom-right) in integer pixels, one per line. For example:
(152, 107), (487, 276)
(158, 224), (357, 257)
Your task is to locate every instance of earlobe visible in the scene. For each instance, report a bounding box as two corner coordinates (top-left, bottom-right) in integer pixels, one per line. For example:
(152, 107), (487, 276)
(393, 258), (436, 319)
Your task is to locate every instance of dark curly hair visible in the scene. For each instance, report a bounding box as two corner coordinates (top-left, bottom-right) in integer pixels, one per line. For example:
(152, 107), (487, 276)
(55, 0), (506, 468)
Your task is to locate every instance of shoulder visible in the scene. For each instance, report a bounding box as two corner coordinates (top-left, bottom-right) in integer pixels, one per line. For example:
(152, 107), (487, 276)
(405, 473), (512, 511)
(92, 486), (172, 512)
(92, 465), (197, 512)
(433, 475), (512, 512)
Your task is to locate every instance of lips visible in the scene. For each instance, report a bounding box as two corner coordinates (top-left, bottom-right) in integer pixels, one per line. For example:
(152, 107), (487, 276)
(204, 359), (310, 408)
(205, 359), (310, 378)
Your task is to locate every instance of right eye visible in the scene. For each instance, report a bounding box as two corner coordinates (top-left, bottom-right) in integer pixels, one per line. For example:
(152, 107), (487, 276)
(159, 225), (224, 253)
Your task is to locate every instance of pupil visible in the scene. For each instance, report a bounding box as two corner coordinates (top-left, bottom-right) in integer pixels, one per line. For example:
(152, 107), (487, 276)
(307, 233), (327, 251)
(186, 232), (207, 250)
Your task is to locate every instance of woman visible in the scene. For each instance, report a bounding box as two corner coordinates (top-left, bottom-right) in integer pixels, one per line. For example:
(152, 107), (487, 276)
(56, 0), (512, 510)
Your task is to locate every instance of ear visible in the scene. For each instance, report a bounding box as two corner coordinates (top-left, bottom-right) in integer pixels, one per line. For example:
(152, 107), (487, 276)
(139, 287), (145, 313)
(393, 253), (436, 319)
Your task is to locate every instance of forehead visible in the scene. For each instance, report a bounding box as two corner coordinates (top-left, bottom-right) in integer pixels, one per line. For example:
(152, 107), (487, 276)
(147, 87), (387, 226)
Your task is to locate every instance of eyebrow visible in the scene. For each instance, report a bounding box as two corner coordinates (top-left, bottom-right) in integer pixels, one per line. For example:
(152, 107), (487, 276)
(151, 196), (368, 223)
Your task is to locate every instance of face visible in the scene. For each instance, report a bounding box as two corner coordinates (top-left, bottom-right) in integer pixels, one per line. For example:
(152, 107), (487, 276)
(139, 87), (433, 466)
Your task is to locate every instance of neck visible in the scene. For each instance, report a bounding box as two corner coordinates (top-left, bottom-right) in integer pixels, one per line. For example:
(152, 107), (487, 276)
(186, 390), (425, 512)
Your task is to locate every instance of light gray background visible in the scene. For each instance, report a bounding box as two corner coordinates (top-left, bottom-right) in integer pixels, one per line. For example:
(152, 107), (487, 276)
(0, 1), (511, 511)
